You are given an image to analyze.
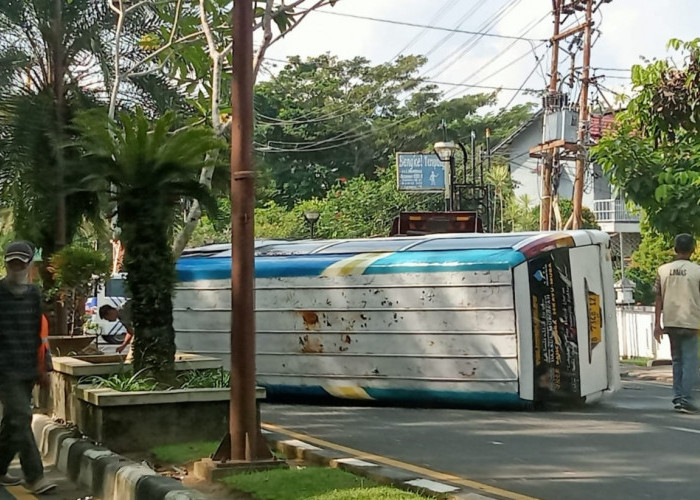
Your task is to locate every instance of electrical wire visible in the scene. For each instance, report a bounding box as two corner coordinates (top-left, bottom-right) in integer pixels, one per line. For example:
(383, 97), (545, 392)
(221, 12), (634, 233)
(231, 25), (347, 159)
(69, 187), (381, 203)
(390, 0), (462, 60)
(423, 0), (525, 79)
(256, 2), (555, 146)
(257, 1), (542, 129)
(305, 7), (546, 42)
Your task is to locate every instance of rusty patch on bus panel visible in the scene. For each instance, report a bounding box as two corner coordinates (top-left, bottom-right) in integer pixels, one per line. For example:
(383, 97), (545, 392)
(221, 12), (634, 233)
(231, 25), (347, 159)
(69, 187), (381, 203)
(299, 310), (320, 331)
(299, 334), (324, 353)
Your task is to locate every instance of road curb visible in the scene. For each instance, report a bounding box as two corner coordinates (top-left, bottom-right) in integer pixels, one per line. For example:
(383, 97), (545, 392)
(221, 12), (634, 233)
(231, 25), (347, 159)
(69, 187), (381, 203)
(31, 414), (210, 500)
(262, 427), (514, 500)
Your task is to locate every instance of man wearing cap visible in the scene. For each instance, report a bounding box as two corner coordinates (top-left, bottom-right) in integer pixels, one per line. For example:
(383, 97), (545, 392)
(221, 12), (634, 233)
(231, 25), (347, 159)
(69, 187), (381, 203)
(0, 241), (56, 494)
(654, 233), (700, 414)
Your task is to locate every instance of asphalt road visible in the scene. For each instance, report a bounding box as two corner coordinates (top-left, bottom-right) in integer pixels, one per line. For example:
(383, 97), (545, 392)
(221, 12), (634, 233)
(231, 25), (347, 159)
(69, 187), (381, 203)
(261, 380), (700, 500)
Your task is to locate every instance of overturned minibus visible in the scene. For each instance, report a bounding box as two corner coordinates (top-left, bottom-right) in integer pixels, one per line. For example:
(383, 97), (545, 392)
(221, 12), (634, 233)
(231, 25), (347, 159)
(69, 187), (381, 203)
(173, 231), (620, 407)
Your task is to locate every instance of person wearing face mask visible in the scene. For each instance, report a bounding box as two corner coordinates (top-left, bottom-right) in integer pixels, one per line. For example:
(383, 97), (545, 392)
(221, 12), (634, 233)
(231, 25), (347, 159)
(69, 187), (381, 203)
(0, 241), (56, 494)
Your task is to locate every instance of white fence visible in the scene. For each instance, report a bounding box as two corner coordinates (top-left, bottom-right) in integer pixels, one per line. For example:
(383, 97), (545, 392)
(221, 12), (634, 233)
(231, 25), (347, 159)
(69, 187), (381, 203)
(616, 306), (671, 360)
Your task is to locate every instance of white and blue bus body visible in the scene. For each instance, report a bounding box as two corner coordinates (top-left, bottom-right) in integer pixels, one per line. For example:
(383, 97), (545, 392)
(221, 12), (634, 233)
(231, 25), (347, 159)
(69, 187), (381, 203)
(173, 231), (620, 407)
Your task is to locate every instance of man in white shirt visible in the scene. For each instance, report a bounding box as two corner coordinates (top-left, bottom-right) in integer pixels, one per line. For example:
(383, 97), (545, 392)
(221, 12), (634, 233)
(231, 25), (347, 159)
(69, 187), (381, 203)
(654, 233), (700, 413)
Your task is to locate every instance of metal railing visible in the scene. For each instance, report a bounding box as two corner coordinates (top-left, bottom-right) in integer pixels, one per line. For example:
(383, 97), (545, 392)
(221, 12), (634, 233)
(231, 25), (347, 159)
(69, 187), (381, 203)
(593, 198), (640, 223)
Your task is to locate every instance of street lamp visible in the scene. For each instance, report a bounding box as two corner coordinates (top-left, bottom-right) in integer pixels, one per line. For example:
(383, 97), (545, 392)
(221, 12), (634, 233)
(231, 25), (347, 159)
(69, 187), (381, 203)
(304, 211), (320, 238)
(434, 141), (457, 211)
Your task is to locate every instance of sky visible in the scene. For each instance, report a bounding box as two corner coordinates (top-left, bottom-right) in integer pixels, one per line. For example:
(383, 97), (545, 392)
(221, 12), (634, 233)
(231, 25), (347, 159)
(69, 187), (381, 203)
(259, 0), (700, 110)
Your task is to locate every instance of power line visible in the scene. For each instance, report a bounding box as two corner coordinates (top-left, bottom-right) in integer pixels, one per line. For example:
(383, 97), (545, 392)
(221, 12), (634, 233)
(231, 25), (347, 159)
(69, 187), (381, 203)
(425, 79), (539, 92)
(594, 67), (630, 72)
(306, 8), (547, 42)
(423, 0), (525, 78)
(390, 0), (463, 60)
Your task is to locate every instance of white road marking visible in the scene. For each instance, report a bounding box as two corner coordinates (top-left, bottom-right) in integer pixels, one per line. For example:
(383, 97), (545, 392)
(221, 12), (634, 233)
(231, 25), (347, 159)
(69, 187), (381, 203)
(280, 439), (321, 450)
(667, 426), (700, 434)
(405, 478), (459, 493)
(334, 458), (378, 467)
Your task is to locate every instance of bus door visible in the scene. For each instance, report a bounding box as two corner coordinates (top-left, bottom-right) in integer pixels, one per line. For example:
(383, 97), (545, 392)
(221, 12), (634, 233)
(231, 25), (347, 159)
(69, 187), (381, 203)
(569, 245), (608, 397)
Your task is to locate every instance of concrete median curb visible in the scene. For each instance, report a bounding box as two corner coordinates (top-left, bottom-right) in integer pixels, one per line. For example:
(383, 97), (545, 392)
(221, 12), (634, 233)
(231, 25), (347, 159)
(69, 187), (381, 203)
(31, 414), (210, 500)
(262, 427), (514, 500)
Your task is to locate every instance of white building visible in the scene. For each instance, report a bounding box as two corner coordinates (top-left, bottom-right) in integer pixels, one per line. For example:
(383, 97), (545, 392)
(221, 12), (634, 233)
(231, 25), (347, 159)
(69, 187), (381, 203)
(493, 110), (640, 261)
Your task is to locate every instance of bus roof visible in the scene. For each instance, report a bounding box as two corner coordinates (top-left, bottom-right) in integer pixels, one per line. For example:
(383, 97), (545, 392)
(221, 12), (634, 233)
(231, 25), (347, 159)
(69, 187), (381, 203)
(176, 231), (607, 282)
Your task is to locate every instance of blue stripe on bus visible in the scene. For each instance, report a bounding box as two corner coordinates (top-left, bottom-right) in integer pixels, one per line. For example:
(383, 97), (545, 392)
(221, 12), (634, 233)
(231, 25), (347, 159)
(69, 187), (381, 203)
(260, 384), (529, 408)
(363, 249), (526, 274)
(176, 255), (349, 282)
(177, 249), (527, 282)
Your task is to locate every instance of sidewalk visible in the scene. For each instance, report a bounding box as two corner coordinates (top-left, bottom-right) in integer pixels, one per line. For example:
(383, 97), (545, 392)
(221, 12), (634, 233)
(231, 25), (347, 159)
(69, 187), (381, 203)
(0, 459), (90, 500)
(619, 362), (673, 384)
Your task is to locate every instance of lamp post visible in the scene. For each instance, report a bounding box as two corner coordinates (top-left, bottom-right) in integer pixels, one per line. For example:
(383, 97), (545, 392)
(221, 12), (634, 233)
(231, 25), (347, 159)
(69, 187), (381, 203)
(434, 141), (456, 211)
(304, 211), (320, 238)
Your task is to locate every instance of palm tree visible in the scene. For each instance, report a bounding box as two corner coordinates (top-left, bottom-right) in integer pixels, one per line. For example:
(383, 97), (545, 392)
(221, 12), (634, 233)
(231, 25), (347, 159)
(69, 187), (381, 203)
(485, 164), (513, 233)
(0, 0), (187, 331)
(75, 109), (223, 380)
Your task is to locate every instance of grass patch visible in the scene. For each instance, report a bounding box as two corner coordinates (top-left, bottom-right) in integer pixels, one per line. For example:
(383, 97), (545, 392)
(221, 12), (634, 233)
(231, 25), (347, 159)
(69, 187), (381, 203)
(151, 441), (218, 464)
(222, 467), (431, 500)
(621, 357), (652, 367)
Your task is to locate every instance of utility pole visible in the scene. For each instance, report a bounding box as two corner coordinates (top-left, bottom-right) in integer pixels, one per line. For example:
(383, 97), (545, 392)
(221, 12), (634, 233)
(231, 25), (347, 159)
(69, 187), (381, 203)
(532, 0), (604, 231)
(54, 0), (68, 335)
(571, 0), (594, 229)
(229, 0), (263, 462)
(539, 0), (562, 232)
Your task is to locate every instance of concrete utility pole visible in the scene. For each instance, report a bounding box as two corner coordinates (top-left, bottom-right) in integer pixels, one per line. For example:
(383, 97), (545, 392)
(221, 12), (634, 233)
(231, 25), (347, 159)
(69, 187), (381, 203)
(571, 0), (594, 229)
(229, 0), (261, 461)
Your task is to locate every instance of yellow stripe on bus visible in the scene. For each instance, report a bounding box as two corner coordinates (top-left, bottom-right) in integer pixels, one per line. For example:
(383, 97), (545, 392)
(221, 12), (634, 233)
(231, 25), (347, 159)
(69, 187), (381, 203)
(323, 386), (374, 400)
(321, 253), (387, 277)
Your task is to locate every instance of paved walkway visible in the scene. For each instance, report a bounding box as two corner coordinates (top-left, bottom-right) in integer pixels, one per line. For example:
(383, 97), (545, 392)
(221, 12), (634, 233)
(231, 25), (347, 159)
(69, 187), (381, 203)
(619, 362), (673, 384)
(0, 461), (90, 500)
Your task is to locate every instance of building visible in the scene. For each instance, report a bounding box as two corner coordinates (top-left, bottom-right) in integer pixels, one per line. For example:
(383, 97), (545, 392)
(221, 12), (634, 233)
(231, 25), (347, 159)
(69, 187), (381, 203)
(493, 110), (640, 265)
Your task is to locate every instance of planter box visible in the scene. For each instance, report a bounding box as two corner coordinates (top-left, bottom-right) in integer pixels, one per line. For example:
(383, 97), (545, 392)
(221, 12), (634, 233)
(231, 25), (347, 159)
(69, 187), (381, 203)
(40, 353), (223, 424)
(75, 385), (266, 453)
(48, 335), (95, 356)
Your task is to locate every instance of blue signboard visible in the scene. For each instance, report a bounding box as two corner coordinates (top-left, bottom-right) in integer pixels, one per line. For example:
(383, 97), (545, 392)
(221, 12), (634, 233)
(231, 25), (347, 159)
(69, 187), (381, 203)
(396, 153), (446, 192)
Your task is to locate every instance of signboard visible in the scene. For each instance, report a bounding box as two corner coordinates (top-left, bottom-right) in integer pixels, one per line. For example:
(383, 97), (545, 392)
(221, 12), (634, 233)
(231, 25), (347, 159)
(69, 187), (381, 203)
(586, 280), (602, 363)
(529, 248), (581, 401)
(396, 153), (445, 192)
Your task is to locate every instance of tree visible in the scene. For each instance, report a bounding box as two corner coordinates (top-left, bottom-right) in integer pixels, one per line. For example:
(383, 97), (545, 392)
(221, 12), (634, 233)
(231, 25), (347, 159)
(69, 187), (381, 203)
(253, 167), (441, 240)
(485, 164), (512, 232)
(254, 53), (536, 209)
(0, 0), (179, 330)
(47, 245), (110, 335)
(127, 0), (341, 256)
(75, 109), (223, 380)
(593, 38), (700, 235)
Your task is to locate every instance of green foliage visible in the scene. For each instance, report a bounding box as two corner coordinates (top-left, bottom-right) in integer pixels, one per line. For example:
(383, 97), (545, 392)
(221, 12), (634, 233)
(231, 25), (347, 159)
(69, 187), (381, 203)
(177, 368), (230, 389)
(251, 167), (441, 240)
(150, 441), (218, 464)
(255, 201), (306, 239)
(47, 245), (110, 333)
(530, 199), (599, 231)
(222, 468), (431, 500)
(593, 38), (700, 235)
(47, 246), (110, 292)
(83, 368), (232, 392)
(254, 54), (535, 208)
(626, 223), (673, 305)
(83, 370), (160, 392)
(75, 108), (224, 379)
